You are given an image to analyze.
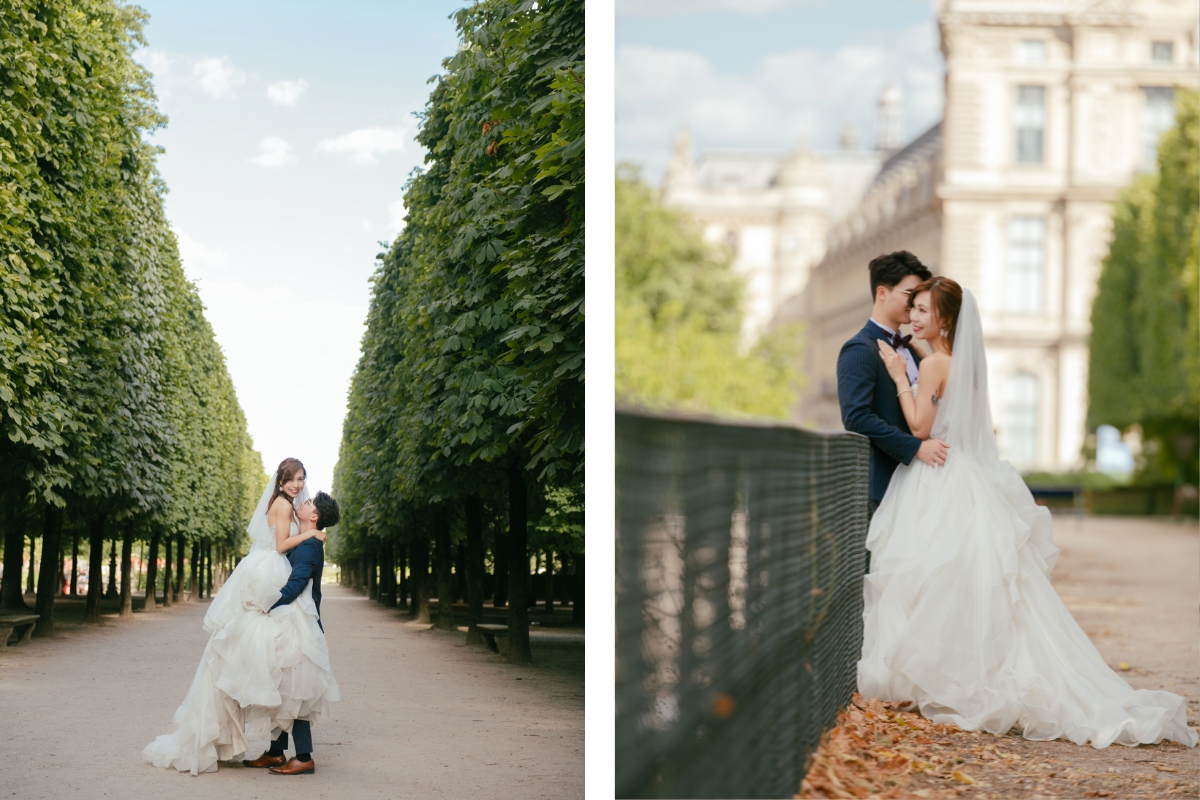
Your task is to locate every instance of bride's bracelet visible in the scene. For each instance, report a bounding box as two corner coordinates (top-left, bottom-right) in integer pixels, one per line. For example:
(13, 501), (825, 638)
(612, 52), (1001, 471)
(897, 386), (914, 398)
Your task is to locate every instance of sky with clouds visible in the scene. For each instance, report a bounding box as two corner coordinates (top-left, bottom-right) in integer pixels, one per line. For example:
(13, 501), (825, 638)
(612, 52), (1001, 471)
(134, 0), (463, 495)
(616, 0), (945, 183)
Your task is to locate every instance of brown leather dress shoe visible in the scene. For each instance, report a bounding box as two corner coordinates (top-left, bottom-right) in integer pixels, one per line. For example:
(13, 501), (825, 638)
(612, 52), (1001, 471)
(243, 752), (287, 768)
(269, 757), (315, 775)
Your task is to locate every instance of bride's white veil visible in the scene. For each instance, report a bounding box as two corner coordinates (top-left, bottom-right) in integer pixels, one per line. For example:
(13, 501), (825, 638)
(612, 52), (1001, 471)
(930, 288), (1000, 462)
(247, 469), (311, 552)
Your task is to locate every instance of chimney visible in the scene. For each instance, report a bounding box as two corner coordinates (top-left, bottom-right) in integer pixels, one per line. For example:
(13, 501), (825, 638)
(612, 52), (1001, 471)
(877, 82), (903, 152)
(840, 122), (860, 152)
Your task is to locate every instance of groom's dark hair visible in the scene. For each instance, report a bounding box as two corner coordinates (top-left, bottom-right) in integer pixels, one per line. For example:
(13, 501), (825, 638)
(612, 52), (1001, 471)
(313, 491), (340, 530)
(868, 251), (932, 299)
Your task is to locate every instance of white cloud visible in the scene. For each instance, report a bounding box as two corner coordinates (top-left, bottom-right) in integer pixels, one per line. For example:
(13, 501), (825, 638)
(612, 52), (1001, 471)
(615, 21), (943, 182)
(388, 200), (407, 235)
(317, 126), (408, 165)
(617, 0), (821, 17)
(173, 229), (228, 281)
(193, 56), (246, 100)
(267, 78), (309, 107)
(136, 48), (174, 78)
(250, 136), (297, 168)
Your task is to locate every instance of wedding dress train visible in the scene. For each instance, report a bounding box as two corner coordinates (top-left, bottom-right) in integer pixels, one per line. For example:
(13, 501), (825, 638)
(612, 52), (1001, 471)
(857, 290), (1197, 750)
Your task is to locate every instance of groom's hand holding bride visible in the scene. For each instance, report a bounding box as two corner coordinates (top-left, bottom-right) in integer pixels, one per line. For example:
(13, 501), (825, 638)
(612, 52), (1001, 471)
(916, 439), (949, 467)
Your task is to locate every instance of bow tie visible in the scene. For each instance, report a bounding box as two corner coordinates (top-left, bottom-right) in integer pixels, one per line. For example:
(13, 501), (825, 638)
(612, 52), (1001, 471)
(889, 331), (912, 350)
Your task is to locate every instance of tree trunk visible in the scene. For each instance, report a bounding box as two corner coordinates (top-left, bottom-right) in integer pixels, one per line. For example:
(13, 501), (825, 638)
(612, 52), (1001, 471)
(69, 530), (79, 596)
(198, 540), (207, 599)
(507, 465), (532, 664)
(175, 534), (185, 601)
(161, 535), (173, 608)
(544, 550), (555, 614)
(56, 545), (64, 596)
(1, 512), (28, 609)
(34, 503), (63, 637)
(26, 535), (36, 595)
(143, 531), (160, 611)
(205, 540), (213, 597)
(465, 495), (485, 645)
(435, 509), (455, 631)
(493, 522), (509, 608)
(367, 551), (378, 601)
(85, 514), (106, 623)
(190, 540), (200, 600)
(105, 537), (118, 598)
(380, 540), (396, 606)
(400, 546), (410, 609)
(119, 527), (134, 618)
(572, 551), (584, 623)
(455, 543), (467, 602)
(410, 537), (430, 623)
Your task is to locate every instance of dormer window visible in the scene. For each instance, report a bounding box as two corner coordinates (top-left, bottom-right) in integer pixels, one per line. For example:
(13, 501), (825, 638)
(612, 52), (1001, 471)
(1151, 41), (1174, 63)
(1016, 40), (1045, 63)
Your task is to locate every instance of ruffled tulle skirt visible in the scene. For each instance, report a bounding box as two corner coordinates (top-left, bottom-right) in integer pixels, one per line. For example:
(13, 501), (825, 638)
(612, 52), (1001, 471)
(858, 452), (1197, 749)
(143, 549), (341, 774)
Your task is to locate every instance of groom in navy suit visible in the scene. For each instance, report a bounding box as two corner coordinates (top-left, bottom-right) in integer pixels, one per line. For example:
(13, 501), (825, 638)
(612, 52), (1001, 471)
(837, 252), (949, 569)
(243, 491), (340, 776)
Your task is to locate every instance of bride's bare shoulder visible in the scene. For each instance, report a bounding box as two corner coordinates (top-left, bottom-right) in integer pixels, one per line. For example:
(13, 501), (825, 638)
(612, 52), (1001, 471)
(268, 496), (293, 515)
(920, 351), (951, 372)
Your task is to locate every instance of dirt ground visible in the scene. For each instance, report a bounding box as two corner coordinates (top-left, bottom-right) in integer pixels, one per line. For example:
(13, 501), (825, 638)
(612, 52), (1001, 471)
(0, 584), (584, 799)
(802, 515), (1200, 799)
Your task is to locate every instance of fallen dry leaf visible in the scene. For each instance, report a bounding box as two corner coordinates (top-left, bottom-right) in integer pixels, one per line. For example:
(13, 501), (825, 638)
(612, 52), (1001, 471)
(796, 693), (1197, 799)
(950, 769), (977, 785)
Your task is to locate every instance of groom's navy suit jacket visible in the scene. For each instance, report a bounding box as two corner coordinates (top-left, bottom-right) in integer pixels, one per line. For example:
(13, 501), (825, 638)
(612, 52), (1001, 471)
(837, 320), (923, 502)
(270, 537), (324, 632)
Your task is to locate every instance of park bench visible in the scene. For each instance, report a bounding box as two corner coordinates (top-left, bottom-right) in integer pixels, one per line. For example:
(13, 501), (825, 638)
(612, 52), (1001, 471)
(1028, 485), (1083, 518)
(0, 614), (39, 651)
(476, 623), (509, 654)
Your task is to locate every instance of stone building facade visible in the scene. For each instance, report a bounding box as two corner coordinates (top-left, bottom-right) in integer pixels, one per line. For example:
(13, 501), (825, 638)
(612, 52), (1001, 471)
(777, 0), (1198, 471)
(660, 123), (888, 343)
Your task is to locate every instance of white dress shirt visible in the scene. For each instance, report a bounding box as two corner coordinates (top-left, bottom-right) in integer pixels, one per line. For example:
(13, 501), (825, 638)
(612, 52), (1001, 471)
(871, 318), (920, 386)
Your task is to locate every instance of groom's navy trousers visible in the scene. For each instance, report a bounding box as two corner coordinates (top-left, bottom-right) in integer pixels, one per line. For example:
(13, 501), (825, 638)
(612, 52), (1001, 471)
(837, 320), (922, 572)
(268, 536), (326, 755)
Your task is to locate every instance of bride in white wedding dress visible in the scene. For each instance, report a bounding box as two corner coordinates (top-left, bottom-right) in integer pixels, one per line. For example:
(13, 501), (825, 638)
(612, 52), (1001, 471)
(859, 278), (1197, 750)
(144, 458), (341, 774)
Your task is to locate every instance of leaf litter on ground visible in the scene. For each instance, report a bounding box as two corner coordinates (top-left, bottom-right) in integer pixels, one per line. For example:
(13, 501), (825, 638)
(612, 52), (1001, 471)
(797, 693), (1198, 799)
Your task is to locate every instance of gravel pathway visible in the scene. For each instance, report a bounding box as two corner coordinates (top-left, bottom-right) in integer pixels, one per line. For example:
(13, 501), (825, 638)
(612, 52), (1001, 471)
(0, 583), (584, 799)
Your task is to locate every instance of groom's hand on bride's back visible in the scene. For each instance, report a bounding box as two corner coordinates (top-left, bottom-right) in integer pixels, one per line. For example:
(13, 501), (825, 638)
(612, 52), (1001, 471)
(916, 438), (949, 467)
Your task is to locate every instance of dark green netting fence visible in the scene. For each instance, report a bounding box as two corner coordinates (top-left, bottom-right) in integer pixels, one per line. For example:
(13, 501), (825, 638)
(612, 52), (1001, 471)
(616, 409), (871, 799)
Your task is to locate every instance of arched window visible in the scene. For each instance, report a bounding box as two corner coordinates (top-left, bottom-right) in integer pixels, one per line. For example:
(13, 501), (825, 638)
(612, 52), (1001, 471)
(1002, 373), (1040, 468)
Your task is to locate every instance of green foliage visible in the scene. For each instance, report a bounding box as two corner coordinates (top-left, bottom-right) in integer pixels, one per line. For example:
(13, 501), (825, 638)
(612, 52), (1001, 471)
(532, 484), (582, 555)
(1088, 89), (1199, 485)
(332, 0), (584, 566)
(0, 0), (262, 552)
(615, 172), (805, 419)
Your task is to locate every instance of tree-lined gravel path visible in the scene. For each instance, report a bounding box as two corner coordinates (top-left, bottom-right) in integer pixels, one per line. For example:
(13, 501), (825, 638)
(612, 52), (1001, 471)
(0, 583), (583, 799)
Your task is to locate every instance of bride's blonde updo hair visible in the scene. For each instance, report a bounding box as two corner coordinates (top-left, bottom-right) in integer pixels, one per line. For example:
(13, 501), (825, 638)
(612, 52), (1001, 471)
(268, 457), (305, 514)
(908, 276), (963, 354)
